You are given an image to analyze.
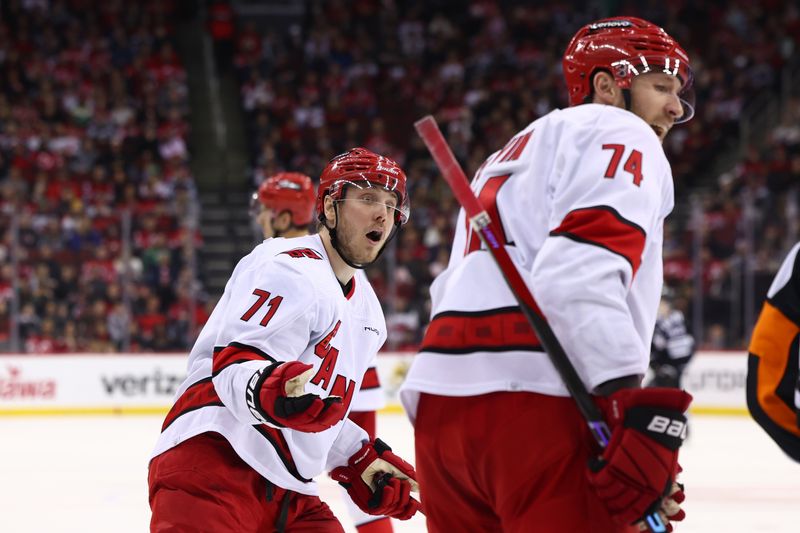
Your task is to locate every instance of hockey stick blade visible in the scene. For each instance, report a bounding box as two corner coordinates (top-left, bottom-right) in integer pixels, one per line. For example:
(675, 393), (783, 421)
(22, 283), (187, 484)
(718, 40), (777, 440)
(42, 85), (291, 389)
(414, 115), (667, 533)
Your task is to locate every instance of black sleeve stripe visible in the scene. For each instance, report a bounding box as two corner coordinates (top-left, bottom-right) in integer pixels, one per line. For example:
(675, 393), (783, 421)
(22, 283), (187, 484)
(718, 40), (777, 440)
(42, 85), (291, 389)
(212, 342), (279, 377)
(253, 425), (313, 483)
(548, 231), (637, 272)
(225, 342), (278, 362)
(161, 378), (220, 432)
(212, 358), (268, 378)
(549, 205), (647, 275)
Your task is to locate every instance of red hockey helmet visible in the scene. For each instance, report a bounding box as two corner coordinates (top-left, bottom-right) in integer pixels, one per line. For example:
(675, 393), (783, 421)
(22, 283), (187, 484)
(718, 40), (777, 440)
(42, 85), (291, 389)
(563, 17), (695, 123)
(317, 147), (410, 225)
(256, 172), (316, 226)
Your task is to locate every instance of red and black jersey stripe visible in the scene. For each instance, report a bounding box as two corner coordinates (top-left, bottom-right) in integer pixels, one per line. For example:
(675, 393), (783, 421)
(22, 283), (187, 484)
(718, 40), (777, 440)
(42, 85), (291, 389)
(252, 423), (312, 483)
(360, 366), (380, 390)
(212, 342), (277, 377)
(161, 377), (223, 432)
(420, 306), (542, 354)
(164, 343), (311, 483)
(343, 275), (356, 300)
(550, 205), (646, 276)
(162, 378), (311, 483)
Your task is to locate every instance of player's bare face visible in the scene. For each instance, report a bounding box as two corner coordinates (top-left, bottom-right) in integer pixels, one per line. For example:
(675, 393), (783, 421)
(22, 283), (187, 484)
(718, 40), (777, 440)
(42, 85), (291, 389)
(629, 73), (684, 143)
(334, 187), (397, 264)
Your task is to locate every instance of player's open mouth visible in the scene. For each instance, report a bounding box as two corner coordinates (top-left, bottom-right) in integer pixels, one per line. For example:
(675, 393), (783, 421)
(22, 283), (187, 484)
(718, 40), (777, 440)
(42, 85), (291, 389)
(651, 124), (666, 138)
(366, 230), (383, 243)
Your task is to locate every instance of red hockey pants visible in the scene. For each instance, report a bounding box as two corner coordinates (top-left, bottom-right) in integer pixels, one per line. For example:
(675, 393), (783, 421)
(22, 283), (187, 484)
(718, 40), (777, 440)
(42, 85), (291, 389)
(148, 432), (344, 532)
(415, 391), (638, 532)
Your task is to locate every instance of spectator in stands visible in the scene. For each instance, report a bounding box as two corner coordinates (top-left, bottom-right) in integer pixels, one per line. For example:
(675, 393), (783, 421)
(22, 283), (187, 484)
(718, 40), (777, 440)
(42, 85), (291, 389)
(208, 0), (235, 72)
(2, 1), (800, 353)
(0, 1), (205, 353)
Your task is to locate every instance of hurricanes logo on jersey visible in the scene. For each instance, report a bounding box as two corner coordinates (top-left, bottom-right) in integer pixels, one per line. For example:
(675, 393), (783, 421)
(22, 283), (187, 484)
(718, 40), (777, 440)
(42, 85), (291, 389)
(310, 321), (357, 411)
(280, 248), (323, 260)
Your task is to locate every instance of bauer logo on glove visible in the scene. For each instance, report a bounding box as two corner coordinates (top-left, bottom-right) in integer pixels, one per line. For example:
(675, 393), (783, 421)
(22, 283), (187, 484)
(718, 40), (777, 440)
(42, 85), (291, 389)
(624, 406), (688, 450)
(646, 414), (688, 439)
(330, 439), (421, 520)
(589, 388), (692, 528)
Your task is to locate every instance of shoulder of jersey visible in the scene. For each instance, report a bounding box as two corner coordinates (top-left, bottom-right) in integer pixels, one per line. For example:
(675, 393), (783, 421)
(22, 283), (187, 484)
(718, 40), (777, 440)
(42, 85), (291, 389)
(232, 236), (330, 300)
(245, 235), (329, 276)
(483, 105), (664, 176)
(355, 269), (378, 300)
(556, 104), (660, 139)
(257, 235), (325, 260)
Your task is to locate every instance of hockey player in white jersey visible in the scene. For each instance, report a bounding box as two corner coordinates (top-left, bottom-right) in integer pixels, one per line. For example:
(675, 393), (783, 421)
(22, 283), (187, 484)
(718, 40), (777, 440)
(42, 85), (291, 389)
(250, 171), (317, 239)
(149, 148), (420, 532)
(401, 17), (694, 532)
(251, 171), (397, 533)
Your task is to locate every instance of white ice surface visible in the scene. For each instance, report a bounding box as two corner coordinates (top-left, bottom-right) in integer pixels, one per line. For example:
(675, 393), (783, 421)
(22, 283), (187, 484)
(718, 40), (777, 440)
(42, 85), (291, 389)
(0, 413), (798, 532)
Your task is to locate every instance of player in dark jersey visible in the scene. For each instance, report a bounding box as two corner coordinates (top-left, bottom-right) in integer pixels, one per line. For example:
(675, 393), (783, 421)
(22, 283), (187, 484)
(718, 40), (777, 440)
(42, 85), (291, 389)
(647, 286), (695, 389)
(747, 242), (800, 462)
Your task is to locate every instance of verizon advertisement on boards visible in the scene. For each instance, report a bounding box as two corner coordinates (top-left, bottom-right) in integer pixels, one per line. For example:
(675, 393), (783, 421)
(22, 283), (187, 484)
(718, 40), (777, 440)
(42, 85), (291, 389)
(0, 351), (748, 415)
(0, 355), (186, 413)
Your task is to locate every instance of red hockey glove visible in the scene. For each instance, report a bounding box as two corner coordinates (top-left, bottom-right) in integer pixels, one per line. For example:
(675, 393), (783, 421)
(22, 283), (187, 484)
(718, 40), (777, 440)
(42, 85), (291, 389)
(588, 388), (692, 527)
(330, 439), (420, 520)
(635, 481), (686, 532)
(248, 361), (344, 432)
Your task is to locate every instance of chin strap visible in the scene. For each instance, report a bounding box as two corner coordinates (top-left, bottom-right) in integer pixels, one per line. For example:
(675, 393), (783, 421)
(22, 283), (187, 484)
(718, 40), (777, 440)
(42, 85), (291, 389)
(323, 202), (399, 270)
(622, 87), (632, 112)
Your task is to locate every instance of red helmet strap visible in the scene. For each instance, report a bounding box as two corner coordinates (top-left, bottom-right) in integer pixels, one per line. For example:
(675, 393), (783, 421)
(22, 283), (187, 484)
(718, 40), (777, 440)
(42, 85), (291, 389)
(622, 87), (632, 113)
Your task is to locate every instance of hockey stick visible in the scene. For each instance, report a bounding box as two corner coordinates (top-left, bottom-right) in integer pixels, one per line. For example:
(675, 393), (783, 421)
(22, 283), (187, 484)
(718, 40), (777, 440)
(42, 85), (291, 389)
(414, 115), (667, 533)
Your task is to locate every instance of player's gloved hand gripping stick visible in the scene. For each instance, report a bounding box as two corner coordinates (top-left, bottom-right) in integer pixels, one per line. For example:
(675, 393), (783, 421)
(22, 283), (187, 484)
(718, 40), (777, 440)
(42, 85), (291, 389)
(331, 438), (421, 520)
(414, 115), (689, 533)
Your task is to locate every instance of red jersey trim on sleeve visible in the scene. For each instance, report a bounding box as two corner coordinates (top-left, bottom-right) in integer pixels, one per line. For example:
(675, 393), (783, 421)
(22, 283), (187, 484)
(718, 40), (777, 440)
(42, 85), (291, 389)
(161, 377), (222, 432)
(212, 342), (277, 377)
(420, 306), (542, 354)
(360, 366), (380, 390)
(549, 205), (647, 276)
